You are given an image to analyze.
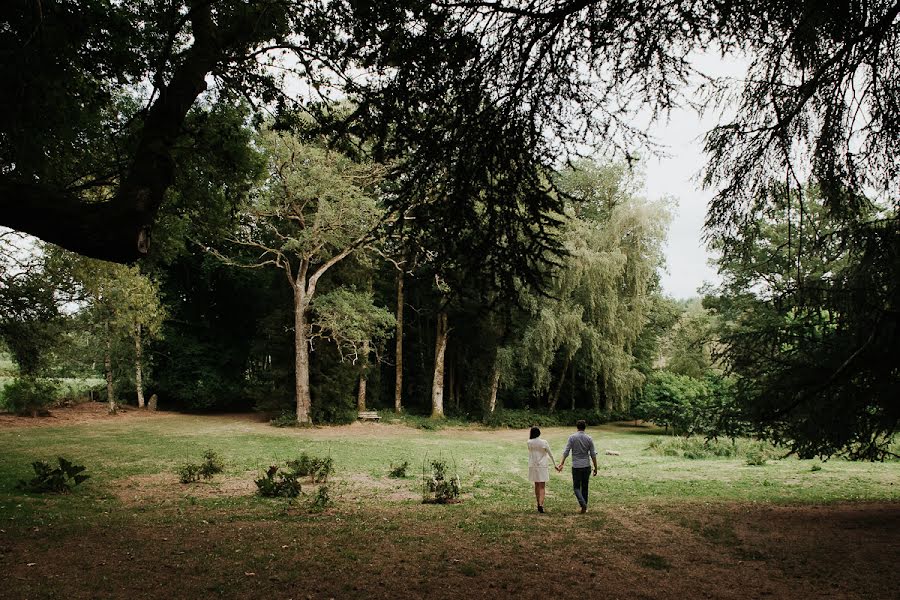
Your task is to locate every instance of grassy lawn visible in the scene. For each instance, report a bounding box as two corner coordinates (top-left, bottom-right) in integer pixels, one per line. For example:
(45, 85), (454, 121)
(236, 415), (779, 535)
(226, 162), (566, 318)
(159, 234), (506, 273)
(0, 410), (897, 599)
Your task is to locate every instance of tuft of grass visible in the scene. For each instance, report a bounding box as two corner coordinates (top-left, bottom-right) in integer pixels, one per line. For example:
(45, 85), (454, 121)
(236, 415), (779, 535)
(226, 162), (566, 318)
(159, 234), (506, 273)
(638, 553), (671, 570)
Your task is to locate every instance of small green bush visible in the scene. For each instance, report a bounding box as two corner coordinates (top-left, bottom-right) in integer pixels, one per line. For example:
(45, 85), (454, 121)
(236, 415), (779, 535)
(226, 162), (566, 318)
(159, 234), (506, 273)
(269, 413), (298, 427)
(423, 459), (460, 504)
(745, 449), (768, 466)
(199, 450), (225, 478)
(177, 463), (202, 483)
(17, 457), (89, 493)
(178, 449), (225, 483)
(287, 452), (333, 483)
(310, 485), (333, 511)
(4, 377), (57, 416)
(255, 465), (302, 498)
(389, 461), (409, 478)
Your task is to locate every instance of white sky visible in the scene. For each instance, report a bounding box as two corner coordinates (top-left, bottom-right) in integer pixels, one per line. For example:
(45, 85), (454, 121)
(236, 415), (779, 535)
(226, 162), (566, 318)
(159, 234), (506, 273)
(643, 51), (749, 300)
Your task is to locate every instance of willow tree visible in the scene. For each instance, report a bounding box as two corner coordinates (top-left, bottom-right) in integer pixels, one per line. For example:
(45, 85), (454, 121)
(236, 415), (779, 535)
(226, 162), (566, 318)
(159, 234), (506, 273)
(222, 131), (388, 425)
(515, 160), (670, 412)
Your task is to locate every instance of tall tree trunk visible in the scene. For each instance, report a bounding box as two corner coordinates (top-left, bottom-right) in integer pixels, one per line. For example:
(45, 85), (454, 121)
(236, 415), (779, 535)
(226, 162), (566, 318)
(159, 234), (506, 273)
(548, 354), (571, 413)
(431, 311), (449, 418)
(294, 285), (313, 425)
(592, 377), (600, 412)
(357, 339), (370, 413)
(134, 322), (145, 409)
(394, 271), (404, 413)
(488, 359), (501, 414)
(105, 320), (116, 415)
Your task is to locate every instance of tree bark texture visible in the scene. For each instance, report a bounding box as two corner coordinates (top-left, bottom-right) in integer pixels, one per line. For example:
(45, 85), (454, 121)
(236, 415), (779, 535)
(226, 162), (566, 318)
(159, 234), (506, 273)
(394, 271), (404, 413)
(488, 360), (501, 414)
(357, 339), (370, 412)
(294, 285), (313, 425)
(134, 322), (145, 409)
(105, 321), (115, 415)
(431, 311), (449, 418)
(548, 354), (571, 413)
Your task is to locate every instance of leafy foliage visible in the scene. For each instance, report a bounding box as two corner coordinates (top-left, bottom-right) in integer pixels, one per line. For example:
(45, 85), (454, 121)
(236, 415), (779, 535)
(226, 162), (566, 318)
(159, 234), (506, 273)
(2, 377), (58, 416)
(286, 453), (334, 484)
(254, 465), (302, 498)
(310, 485), (333, 511)
(178, 449), (225, 483)
(388, 461), (409, 478)
(17, 457), (89, 494)
(422, 459), (460, 504)
(707, 186), (899, 459)
(635, 371), (741, 438)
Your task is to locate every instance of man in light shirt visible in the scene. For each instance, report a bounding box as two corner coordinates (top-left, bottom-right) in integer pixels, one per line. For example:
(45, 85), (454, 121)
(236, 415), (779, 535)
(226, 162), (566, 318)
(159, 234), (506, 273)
(556, 420), (598, 513)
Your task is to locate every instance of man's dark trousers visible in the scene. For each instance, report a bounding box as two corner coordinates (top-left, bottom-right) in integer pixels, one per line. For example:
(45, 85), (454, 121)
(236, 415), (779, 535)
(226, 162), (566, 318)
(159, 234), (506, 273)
(572, 466), (591, 507)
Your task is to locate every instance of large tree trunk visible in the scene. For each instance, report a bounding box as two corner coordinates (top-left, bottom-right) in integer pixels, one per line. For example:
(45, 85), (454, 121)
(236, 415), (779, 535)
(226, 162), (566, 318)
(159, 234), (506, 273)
(394, 271), (404, 413)
(134, 322), (145, 409)
(548, 354), (571, 413)
(294, 285), (313, 425)
(431, 311), (449, 418)
(592, 378), (600, 412)
(488, 359), (501, 414)
(357, 339), (370, 412)
(105, 321), (116, 415)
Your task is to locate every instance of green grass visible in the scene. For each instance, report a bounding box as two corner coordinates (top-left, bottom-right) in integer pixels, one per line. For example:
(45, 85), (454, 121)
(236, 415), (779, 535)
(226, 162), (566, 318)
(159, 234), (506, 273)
(0, 416), (896, 599)
(0, 417), (896, 515)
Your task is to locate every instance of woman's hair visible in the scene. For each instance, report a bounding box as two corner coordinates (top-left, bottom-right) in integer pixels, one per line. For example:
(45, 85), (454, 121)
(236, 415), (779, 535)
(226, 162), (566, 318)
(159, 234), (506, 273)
(529, 426), (541, 439)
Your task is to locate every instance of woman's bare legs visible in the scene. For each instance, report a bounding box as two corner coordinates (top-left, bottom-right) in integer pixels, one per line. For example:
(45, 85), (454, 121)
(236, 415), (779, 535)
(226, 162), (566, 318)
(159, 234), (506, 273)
(534, 481), (546, 512)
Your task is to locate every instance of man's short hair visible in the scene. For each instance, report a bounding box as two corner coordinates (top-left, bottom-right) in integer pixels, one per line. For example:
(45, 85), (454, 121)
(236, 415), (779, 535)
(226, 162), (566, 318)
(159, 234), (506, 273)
(576, 420), (586, 431)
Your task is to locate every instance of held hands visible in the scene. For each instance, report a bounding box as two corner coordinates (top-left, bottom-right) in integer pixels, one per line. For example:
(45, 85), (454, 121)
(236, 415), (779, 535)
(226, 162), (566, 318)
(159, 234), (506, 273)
(555, 464), (563, 472)
(592, 468), (597, 476)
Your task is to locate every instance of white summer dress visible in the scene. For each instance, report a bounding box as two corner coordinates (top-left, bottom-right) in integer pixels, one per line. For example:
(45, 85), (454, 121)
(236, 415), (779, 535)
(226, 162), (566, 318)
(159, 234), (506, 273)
(527, 438), (556, 483)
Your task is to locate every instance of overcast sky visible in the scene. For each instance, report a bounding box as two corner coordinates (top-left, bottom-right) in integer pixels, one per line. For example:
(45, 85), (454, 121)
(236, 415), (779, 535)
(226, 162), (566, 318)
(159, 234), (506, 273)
(642, 51), (748, 300)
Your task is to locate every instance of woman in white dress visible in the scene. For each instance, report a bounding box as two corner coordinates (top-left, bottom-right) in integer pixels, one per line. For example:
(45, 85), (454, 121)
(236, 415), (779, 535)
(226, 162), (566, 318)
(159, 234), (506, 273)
(527, 426), (555, 513)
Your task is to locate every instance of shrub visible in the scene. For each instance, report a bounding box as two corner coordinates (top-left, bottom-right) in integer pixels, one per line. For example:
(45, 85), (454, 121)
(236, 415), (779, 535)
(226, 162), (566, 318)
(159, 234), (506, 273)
(481, 408), (614, 429)
(178, 449), (225, 483)
(422, 459), (460, 504)
(199, 450), (225, 478)
(17, 457), (89, 493)
(745, 449), (768, 466)
(389, 461), (409, 478)
(646, 436), (778, 462)
(177, 463), (202, 483)
(287, 452), (333, 483)
(269, 413), (298, 428)
(4, 377), (57, 416)
(255, 465), (302, 498)
(310, 485), (333, 511)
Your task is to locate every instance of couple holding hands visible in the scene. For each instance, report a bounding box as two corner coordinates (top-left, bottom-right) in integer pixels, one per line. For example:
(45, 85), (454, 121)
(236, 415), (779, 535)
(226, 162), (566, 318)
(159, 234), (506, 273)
(527, 420), (598, 514)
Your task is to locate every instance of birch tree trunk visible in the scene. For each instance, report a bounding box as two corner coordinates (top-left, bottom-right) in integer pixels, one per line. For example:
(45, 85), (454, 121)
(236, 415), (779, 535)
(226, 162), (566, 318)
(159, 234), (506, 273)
(488, 359), (501, 414)
(430, 311), (449, 418)
(394, 271), (404, 413)
(592, 378), (600, 412)
(105, 320), (116, 415)
(294, 284), (313, 425)
(134, 322), (145, 409)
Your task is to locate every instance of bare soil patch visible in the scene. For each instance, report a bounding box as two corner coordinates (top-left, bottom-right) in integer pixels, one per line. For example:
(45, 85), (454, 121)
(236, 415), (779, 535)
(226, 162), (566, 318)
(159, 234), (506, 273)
(0, 401), (176, 428)
(1, 501), (896, 599)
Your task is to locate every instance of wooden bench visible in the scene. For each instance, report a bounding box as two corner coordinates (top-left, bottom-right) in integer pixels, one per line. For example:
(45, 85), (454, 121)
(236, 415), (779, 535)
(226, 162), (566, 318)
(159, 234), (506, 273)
(358, 410), (381, 422)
